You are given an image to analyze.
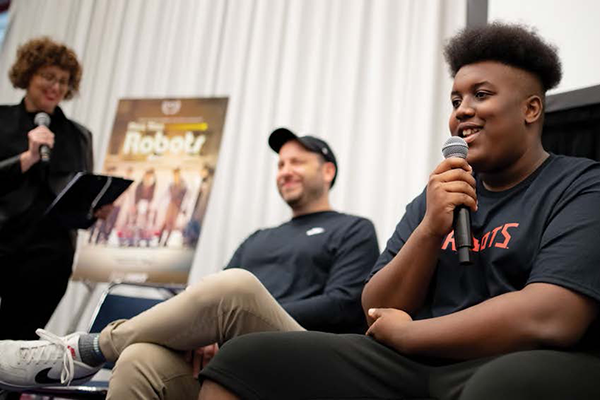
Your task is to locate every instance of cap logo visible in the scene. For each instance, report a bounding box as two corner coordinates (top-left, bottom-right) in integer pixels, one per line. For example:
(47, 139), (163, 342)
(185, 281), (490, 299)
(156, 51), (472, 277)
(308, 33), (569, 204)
(322, 147), (328, 155)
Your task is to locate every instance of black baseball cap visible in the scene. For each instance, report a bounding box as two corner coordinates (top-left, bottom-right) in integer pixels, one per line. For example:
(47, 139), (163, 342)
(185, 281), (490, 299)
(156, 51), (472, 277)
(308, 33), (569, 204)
(268, 127), (338, 187)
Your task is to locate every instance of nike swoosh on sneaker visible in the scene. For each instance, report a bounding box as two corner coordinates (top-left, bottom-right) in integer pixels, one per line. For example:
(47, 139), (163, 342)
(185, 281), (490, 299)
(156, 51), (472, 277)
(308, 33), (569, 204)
(35, 367), (98, 385)
(35, 368), (64, 385)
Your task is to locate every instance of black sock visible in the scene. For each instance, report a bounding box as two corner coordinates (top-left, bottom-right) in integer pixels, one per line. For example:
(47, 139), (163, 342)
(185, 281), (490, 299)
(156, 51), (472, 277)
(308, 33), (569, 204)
(78, 333), (106, 367)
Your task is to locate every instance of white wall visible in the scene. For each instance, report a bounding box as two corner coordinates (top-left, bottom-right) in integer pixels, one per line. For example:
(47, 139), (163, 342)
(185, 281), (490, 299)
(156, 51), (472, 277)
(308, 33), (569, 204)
(489, 0), (600, 94)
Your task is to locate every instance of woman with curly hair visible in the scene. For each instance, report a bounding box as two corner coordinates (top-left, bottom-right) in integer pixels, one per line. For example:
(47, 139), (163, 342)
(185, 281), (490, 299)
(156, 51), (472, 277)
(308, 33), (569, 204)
(0, 37), (96, 340)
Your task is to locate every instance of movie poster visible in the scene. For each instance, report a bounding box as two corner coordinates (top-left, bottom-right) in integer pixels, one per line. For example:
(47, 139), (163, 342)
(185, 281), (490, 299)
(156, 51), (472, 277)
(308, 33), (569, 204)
(73, 98), (228, 283)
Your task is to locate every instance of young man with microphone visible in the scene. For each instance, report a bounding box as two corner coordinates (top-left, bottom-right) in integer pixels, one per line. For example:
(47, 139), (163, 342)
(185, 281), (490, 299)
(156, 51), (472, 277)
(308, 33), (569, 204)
(197, 22), (600, 400)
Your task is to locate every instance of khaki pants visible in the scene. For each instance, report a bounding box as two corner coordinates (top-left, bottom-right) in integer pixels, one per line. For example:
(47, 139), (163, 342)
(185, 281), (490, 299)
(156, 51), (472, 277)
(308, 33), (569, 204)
(98, 268), (304, 399)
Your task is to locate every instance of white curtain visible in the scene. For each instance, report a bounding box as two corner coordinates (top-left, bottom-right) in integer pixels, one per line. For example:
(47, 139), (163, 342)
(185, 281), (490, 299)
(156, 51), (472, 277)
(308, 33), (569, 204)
(0, 0), (466, 334)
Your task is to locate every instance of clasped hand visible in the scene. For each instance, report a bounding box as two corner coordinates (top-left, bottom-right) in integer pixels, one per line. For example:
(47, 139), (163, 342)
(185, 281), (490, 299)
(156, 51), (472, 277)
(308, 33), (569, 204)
(366, 308), (413, 351)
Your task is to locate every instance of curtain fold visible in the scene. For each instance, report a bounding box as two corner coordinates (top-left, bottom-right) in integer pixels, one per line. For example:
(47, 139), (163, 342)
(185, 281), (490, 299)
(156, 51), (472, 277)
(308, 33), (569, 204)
(0, 0), (466, 334)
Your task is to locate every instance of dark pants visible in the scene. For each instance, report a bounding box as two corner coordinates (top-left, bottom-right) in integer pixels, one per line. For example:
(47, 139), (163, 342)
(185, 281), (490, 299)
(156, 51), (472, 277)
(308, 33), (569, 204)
(199, 331), (600, 400)
(0, 223), (74, 340)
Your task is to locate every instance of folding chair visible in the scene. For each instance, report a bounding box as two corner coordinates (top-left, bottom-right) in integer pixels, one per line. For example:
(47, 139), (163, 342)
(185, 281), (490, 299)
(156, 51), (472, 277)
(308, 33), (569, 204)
(20, 281), (185, 400)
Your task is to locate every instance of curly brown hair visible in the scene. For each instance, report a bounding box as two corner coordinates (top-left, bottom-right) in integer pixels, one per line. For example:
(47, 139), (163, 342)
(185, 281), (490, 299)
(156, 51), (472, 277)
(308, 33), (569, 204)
(8, 37), (82, 100)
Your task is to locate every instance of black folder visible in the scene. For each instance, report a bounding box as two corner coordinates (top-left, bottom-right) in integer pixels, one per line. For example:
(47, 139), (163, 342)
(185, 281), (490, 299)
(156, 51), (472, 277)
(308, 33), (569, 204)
(45, 172), (133, 229)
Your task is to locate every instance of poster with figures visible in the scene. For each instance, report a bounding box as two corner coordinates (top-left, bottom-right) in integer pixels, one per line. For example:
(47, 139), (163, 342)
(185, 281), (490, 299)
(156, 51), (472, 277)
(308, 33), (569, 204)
(73, 97), (228, 283)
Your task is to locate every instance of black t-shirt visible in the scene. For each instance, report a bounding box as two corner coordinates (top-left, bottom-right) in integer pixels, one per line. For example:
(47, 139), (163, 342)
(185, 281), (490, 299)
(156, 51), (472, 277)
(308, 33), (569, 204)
(225, 211), (379, 333)
(371, 154), (600, 349)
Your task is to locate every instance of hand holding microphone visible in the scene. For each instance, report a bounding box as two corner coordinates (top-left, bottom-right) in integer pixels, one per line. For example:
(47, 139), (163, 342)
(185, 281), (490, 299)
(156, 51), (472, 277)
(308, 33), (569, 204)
(442, 137), (475, 265)
(20, 112), (54, 172)
(33, 112), (52, 164)
(423, 136), (476, 265)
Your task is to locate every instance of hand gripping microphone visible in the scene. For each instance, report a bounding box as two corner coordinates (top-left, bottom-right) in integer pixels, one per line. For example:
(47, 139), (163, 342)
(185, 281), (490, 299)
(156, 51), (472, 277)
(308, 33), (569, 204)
(34, 112), (51, 164)
(442, 136), (473, 265)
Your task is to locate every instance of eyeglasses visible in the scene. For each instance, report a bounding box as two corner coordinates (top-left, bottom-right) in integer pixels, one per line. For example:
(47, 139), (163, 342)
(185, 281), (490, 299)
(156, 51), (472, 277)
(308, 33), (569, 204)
(37, 71), (71, 89)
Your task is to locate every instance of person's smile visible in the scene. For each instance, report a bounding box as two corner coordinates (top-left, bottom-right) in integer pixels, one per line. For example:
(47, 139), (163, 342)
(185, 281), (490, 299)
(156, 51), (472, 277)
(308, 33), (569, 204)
(456, 122), (483, 144)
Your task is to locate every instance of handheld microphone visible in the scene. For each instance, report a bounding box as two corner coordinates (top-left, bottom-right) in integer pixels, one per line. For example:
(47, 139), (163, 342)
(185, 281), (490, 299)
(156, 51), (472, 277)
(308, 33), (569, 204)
(34, 112), (51, 164)
(442, 136), (473, 265)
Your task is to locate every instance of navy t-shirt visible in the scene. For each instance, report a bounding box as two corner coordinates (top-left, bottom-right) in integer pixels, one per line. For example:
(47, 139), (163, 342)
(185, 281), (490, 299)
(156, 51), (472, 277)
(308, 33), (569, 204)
(225, 211), (379, 333)
(370, 154), (600, 350)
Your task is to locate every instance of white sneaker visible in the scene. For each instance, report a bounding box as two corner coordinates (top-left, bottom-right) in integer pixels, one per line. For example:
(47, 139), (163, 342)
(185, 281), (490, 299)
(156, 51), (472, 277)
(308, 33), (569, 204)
(0, 329), (103, 391)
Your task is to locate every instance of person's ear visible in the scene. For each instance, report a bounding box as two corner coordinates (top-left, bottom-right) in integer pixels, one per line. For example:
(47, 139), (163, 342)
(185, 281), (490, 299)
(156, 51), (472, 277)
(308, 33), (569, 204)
(323, 162), (336, 187)
(524, 95), (543, 125)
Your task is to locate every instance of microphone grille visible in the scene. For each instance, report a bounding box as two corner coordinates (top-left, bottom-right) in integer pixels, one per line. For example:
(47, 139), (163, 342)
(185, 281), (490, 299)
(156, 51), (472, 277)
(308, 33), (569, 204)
(442, 136), (468, 159)
(34, 112), (51, 127)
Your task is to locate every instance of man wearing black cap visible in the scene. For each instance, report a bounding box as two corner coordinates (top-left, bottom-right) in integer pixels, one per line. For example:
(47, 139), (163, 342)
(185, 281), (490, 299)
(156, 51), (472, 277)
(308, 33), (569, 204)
(269, 128), (339, 215)
(0, 128), (379, 400)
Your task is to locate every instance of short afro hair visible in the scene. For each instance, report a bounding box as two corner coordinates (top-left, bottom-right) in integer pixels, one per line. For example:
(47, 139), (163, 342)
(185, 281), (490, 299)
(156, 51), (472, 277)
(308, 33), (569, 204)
(443, 22), (562, 92)
(9, 37), (82, 100)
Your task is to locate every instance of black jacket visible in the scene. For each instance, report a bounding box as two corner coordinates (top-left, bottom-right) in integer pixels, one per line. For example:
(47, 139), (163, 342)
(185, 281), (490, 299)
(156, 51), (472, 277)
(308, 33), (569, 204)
(0, 100), (93, 242)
